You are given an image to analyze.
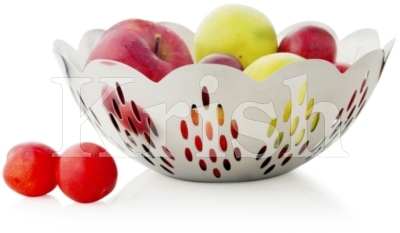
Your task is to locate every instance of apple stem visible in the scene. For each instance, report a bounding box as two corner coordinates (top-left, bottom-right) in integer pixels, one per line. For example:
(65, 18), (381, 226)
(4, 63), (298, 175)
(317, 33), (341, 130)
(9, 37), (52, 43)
(154, 33), (161, 55)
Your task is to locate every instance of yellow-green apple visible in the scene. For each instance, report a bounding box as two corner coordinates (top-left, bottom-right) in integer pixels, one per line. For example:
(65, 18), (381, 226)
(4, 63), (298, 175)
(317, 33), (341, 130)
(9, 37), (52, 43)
(194, 4), (278, 69)
(244, 53), (304, 82)
(278, 26), (337, 63)
(199, 53), (243, 71)
(334, 62), (350, 73)
(87, 19), (193, 82)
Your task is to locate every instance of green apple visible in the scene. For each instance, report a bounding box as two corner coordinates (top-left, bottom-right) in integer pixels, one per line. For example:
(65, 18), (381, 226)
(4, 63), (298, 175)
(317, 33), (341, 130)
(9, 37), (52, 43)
(244, 53), (304, 82)
(194, 4), (278, 68)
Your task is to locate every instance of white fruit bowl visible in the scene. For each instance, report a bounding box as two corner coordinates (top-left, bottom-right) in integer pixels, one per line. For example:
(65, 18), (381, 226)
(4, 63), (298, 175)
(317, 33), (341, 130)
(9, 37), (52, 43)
(53, 21), (395, 182)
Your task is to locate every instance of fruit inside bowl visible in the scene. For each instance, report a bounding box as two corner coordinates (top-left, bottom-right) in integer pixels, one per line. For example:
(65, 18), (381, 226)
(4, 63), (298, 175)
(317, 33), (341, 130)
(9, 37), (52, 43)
(53, 4), (395, 182)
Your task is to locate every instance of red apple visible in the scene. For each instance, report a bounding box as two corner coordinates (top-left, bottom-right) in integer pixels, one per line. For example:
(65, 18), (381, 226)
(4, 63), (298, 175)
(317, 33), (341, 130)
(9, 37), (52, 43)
(278, 26), (337, 63)
(199, 53), (243, 71)
(334, 62), (350, 73)
(101, 85), (151, 135)
(87, 19), (194, 82)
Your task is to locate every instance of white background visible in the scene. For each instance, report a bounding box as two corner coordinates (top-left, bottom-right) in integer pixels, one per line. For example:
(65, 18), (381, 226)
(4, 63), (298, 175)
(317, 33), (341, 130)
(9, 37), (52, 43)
(0, 0), (399, 232)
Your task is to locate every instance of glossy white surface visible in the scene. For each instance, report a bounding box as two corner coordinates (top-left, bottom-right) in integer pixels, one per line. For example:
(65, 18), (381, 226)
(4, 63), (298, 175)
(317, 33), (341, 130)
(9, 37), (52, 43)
(0, 0), (399, 232)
